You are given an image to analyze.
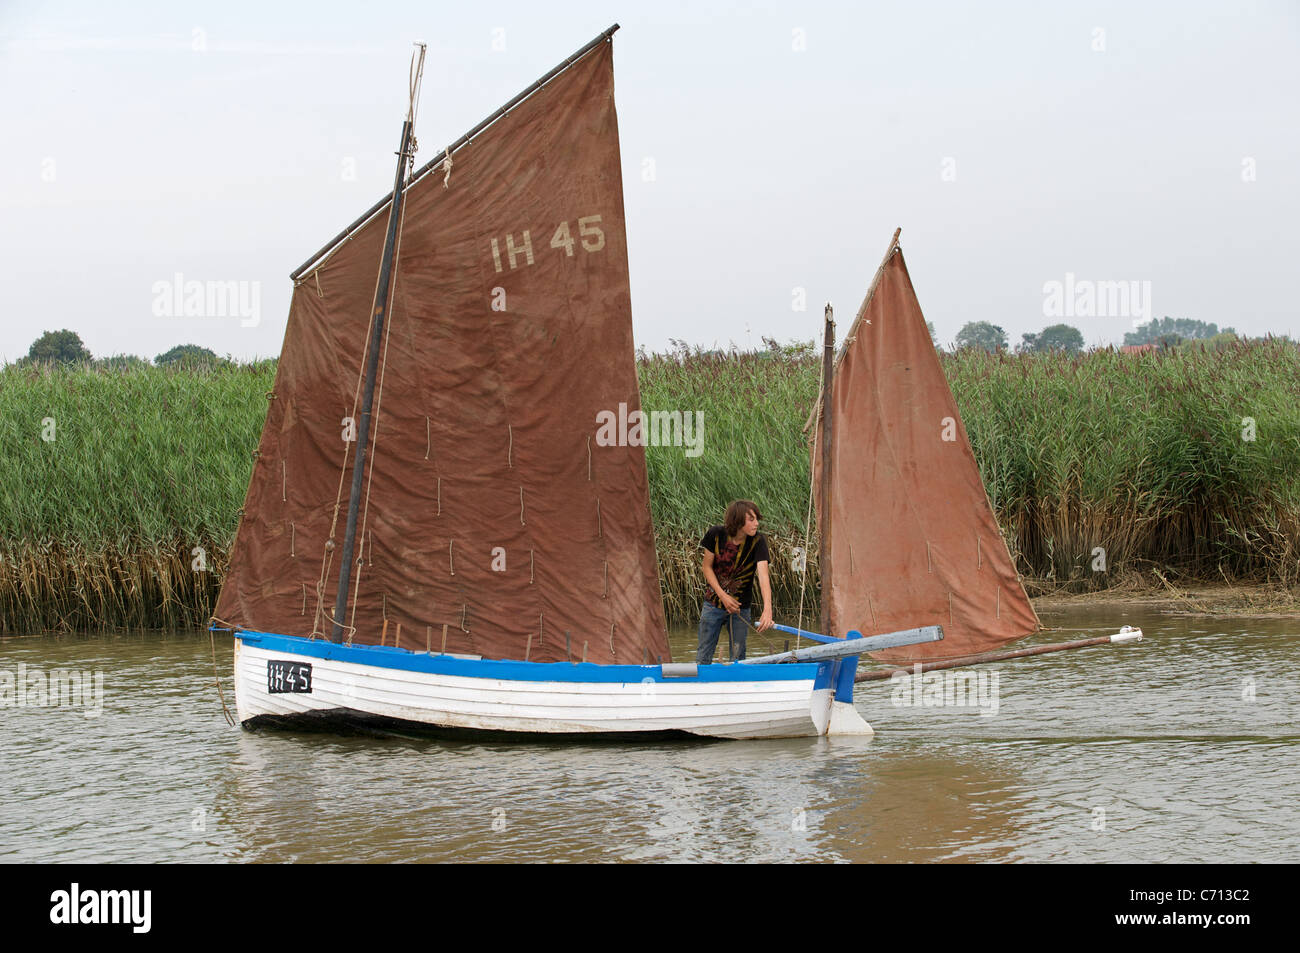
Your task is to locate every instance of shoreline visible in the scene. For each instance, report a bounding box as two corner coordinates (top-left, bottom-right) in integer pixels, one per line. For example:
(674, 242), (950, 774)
(4, 582), (1298, 638)
(1027, 580), (1300, 619)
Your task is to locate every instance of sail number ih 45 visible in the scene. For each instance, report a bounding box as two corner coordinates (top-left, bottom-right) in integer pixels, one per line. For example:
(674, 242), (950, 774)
(267, 660), (312, 694)
(489, 215), (605, 273)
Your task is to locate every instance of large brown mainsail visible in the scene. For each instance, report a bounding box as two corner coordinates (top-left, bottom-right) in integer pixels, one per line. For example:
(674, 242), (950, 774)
(812, 232), (1039, 662)
(215, 37), (671, 664)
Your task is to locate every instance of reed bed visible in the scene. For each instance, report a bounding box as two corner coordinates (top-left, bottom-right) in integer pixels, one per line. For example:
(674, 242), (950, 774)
(3, 341), (1299, 631)
(0, 360), (268, 631)
(950, 341), (1300, 589)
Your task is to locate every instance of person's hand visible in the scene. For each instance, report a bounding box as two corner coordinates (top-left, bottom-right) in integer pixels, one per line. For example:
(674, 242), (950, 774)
(757, 608), (773, 632)
(720, 593), (741, 614)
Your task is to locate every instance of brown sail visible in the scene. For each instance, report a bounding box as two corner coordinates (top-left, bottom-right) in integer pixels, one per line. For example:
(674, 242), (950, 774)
(812, 231), (1039, 662)
(214, 37), (671, 665)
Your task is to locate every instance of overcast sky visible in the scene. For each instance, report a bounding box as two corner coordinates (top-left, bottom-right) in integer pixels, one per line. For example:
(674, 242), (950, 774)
(1, 0), (1296, 363)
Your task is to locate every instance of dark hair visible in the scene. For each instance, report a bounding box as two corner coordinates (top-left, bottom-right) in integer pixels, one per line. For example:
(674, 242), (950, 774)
(724, 500), (761, 537)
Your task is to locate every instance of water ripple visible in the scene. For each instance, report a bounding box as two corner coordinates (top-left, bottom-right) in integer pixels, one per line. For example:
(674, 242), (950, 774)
(1, 609), (1295, 862)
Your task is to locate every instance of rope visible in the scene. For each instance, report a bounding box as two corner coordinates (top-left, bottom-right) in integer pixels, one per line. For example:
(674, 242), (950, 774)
(208, 625), (237, 727)
(312, 235), (384, 637)
(730, 611), (782, 657)
(794, 352), (826, 650)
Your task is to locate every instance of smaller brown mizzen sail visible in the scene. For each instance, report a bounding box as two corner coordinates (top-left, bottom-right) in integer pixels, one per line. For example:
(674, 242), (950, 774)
(811, 229), (1039, 662)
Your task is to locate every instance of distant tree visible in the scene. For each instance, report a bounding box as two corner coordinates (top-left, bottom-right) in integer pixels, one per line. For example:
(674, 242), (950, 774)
(926, 321), (944, 352)
(155, 344), (222, 367)
(26, 329), (92, 364)
(1018, 324), (1084, 354)
(1179, 331), (1240, 352)
(1124, 317), (1221, 346)
(96, 354), (150, 371)
(955, 321), (1007, 353)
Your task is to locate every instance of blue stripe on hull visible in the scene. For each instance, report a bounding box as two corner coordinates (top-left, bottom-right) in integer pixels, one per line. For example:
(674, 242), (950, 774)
(235, 631), (823, 684)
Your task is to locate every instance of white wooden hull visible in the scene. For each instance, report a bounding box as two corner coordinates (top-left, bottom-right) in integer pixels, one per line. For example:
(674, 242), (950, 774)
(234, 632), (873, 740)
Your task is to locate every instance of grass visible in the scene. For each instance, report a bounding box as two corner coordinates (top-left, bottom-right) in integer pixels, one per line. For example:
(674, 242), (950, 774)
(3, 340), (1299, 631)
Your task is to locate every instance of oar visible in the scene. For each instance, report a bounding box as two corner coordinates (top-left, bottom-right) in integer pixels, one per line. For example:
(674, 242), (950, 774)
(854, 627), (1143, 682)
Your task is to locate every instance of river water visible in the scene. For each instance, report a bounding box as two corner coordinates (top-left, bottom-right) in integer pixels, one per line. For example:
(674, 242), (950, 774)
(1, 606), (1295, 862)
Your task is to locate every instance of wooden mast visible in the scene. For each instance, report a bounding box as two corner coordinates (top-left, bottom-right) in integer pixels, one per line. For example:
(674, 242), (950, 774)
(820, 304), (835, 638)
(331, 45), (426, 643)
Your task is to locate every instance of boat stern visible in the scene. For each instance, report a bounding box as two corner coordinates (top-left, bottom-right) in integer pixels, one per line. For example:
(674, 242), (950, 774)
(810, 656), (873, 736)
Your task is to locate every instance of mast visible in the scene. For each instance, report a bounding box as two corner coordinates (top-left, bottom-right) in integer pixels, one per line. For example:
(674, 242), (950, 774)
(820, 303), (835, 638)
(331, 44), (427, 643)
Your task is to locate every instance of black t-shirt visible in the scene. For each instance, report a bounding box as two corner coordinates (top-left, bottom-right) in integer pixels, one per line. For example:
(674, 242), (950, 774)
(699, 526), (771, 610)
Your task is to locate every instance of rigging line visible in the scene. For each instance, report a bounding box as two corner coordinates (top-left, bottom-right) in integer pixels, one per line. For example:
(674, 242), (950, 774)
(349, 62), (423, 637)
(310, 560), (331, 639)
(351, 164), (411, 630)
(730, 611), (783, 657)
(314, 210), (387, 635)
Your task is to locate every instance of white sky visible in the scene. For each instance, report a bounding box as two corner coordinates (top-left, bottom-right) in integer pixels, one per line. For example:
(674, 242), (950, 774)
(1, 0), (1297, 362)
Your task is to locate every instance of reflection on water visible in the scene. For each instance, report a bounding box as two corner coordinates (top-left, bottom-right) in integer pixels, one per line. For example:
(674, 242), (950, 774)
(1, 606), (1295, 862)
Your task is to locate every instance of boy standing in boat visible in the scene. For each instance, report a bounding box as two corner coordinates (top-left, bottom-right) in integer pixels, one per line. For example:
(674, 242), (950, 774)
(697, 500), (774, 664)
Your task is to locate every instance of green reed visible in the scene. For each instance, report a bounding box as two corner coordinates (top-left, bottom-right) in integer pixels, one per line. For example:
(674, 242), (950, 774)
(4, 341), (1299, 631)
(640, 340), (1300, 616)
(0, 360), (272, 630)
(949, 341), (1300, 587)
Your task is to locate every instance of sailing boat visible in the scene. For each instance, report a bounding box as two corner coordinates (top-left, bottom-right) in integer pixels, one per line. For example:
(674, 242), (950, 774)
(214, 29), (1136, 740)
(214, 26), (925, 739)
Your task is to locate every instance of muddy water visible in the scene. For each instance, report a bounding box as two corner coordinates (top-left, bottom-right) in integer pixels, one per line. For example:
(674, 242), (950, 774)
(1, 605), (1295, 862)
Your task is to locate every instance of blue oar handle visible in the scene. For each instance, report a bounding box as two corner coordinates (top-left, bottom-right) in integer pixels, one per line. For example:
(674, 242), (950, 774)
(769, 622), (840, 645)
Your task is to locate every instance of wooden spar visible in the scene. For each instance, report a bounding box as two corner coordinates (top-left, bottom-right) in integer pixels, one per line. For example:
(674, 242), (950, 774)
(290, 24), (621, 281)
(854, 628), (1144, 682)
(330, 47), (426, 643)
(820, 304), (834, 639)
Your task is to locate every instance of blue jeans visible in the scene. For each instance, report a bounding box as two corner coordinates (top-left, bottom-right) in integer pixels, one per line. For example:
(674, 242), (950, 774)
(696, 602), (749, 664)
